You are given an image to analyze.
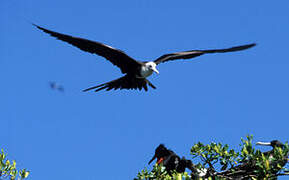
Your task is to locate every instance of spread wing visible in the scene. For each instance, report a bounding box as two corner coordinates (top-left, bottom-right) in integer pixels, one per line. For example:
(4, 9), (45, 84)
(154, 43), (256, 64)
(34, 24), (141, 74)
(83, 75), (156, 92)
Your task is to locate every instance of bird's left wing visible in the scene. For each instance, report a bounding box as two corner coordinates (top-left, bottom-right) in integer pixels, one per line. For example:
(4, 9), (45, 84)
(34, 24), (141, 74)
(154, 43), (256, 64)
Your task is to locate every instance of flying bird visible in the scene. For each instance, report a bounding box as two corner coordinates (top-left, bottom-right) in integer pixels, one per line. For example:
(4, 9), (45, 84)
(49, 81), (64, 92)
(34, 24), (256, 92)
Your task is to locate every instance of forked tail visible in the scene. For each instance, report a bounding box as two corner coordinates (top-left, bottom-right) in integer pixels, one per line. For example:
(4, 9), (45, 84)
(83, 75), (156, 92)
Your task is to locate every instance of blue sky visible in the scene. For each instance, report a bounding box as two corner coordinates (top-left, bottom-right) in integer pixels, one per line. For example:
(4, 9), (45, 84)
(1, 0), (289, 179)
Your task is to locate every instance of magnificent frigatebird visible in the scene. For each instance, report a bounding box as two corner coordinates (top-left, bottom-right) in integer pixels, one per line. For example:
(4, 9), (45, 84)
(34, 24), (256, 92)
(148, 144), (173, 165)
(148, 144), (194, 175)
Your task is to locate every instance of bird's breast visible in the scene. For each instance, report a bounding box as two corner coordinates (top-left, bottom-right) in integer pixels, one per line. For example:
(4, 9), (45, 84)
(139, 66), (153, 78)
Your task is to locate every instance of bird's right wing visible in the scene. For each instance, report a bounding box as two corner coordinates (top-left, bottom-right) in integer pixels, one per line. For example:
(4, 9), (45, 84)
(154, 43), (256, 64)
(83, 75), (156, 92)
(34, 24), (141, 74)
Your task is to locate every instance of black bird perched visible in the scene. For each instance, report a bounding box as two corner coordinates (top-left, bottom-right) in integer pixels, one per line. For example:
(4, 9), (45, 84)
(148, 144), (173, 165)
(148, 144), (194, 175)
(34, 24), (256, 92)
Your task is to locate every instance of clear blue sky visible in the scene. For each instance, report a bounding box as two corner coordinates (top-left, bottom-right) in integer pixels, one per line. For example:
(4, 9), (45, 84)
(1, 0), (289, 179)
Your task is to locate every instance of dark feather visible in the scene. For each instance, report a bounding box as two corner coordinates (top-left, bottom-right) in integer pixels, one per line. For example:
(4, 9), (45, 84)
(154, 43), (256, 64)
(82, 75), (155, 92)
(34, 24), (142, 74)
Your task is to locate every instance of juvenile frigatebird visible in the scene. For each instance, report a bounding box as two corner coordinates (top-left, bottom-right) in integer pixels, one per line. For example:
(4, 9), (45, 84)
(220, 140), (288, 179)
(34, 24), (256, 92)
(256, 140), (285, 154)
(256, 140), (288, 172)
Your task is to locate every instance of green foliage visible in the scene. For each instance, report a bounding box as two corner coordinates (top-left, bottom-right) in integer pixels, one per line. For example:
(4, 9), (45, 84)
(0, 149), (29, 180)
(135, 135), (289, 180)
(134, 165), (191, 180)
(191, 140), (239, 171)
(235, 135), (289, 179)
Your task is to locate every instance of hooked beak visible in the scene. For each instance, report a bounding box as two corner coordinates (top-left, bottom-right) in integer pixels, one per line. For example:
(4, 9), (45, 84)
(152, 67), (159, 74)
(148, 155), (156, 165)
(256, 141), (271, 146)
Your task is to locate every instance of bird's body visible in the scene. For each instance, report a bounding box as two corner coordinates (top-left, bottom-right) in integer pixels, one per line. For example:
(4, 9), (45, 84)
(139, 62), (158, 78)
(149, 144), (195, 176)
(148, 144), (173, 165)
(34, 24), (256, 92)
(256, 140), (288, 170)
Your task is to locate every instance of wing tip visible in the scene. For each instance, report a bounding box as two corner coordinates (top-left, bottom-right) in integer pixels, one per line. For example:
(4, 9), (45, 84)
(246, 43), (257, 48)
(32, 23), (43, 30)
(32, 23), (38, 27)
(233, 43), (257, 50)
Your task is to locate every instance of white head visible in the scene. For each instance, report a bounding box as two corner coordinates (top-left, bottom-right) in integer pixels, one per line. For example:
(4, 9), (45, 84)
(145, 62), (159, 74)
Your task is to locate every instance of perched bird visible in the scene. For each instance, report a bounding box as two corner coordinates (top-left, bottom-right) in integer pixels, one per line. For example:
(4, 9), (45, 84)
(220, 140), (288, 179)
(34, 24), (256, 92)
(161, 152), (181, 174)
(149, 144), (194, 175)
(148, 144), (173, 165)
(256, 140), (285, 155)
(256, 140), (288, 172)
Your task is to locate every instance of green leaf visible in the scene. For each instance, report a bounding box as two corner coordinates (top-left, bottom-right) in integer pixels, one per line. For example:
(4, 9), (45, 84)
(23, 171), (30, 178)
(5, 160), (10, 166)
